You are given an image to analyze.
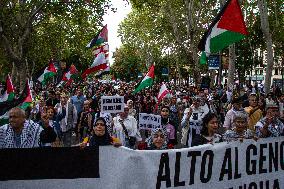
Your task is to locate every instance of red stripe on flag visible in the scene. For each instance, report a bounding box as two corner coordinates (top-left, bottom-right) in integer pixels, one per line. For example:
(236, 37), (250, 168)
(81, 63), (108, 79)
(217, 0), (248, 35)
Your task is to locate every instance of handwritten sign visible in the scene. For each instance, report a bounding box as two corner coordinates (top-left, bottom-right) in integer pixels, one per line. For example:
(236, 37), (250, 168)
(139, 113), (161, 130)
(101, 96), (124, 113)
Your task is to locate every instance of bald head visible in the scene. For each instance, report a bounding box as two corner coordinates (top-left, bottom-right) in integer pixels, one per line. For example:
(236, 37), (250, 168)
(9, 107), (26, 132)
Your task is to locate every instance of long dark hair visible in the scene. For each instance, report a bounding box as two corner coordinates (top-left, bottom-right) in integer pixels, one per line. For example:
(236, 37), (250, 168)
(200, 112), (218, 136)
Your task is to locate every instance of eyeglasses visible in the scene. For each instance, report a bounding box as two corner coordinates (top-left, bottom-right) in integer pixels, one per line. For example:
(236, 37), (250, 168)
(161, 109), (169, 112)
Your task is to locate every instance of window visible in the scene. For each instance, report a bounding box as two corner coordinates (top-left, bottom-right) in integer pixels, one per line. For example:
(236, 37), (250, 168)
(260, 70), (263, 75)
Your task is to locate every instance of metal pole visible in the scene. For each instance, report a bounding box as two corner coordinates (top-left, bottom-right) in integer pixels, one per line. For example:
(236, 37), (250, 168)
(281, 64), (284, 93)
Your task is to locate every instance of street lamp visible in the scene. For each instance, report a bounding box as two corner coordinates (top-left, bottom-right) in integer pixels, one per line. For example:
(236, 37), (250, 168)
(281, 60), (284, 93)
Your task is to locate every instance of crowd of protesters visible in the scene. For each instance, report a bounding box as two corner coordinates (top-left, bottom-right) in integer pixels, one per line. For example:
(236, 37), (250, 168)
(0, 78), (284, 150)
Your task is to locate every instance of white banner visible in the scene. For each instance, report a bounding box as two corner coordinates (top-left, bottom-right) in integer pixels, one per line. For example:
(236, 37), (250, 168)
(139, 113), (161, 130)
(100, 96), (124, 113)
(1, 137), (284, 189)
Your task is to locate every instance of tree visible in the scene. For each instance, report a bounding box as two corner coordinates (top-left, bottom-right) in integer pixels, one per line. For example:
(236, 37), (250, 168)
(257, 0), (274, 94)
(0, 0), (110, 89)
(118, 0), (283, 88)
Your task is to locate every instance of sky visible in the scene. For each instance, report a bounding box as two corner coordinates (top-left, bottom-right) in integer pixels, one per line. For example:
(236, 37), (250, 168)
(103, 0), (132, 65)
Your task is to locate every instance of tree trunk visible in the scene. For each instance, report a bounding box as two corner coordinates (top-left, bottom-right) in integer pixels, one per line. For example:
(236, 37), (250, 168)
(14, 60), (27, 91)
(184, 0), (201, 85)
(258, 0), (274, 94)
(227, 44), (236, 91)
(165, 2), (182, 83)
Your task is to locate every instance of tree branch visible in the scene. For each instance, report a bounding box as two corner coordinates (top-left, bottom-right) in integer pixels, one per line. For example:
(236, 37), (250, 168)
(19, 0), (50, 47)
(0, 33), (20, 61)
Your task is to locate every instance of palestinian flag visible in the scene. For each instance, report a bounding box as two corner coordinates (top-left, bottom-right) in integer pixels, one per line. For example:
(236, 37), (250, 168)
(198, 0), (248, 62)
(38, 62), (57, 85)
(86, 25), (108, 48)
(132, 65), (155, 94)
(58, 64), (79, 87)
(19, 81), (33, 110)
(0, 74), (15, 103)
(82, 52), (108, 79)
(0, 80), (30, 126)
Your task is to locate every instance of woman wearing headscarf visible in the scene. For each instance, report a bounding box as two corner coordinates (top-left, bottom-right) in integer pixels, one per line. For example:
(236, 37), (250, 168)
(80, 117), (121, 147)
(192, 112), (222, 147)
(160, 106), (176, 147)
(143, 128), (168, 150)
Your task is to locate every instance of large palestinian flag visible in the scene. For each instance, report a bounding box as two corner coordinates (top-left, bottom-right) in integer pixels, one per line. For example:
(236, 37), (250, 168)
(198, 0), (248, 64)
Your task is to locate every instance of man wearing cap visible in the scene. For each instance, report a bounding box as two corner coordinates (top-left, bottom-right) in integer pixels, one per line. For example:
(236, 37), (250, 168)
(245, 94), (263, 131)
(255, 103), (284, 138)
(223, 96), (247, 130)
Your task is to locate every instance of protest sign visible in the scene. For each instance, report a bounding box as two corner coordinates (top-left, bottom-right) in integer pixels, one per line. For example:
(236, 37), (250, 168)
(100, 96), (124, 113)
(139, 113), (161, 130)
(1, 137), (283, 189)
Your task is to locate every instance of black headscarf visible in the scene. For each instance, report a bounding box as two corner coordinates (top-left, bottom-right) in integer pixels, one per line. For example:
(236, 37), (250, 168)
(160, 106), (170, 125)
(89, 117), (112, 146)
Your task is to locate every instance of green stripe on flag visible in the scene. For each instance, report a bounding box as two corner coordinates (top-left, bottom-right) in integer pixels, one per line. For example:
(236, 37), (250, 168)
(7, 93), (15, 101)
(200, 51), (207, 65)
(132, 78), (153, 94)
(210, 31), (245, 53)
(42, 72), (56, 85)
(19, 102), (32, 110)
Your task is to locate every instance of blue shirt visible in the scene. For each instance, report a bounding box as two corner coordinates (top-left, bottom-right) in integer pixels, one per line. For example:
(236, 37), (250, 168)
(71, 95), (86, 113)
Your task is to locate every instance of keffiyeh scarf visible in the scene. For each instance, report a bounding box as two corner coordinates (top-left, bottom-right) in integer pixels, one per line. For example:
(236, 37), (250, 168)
(0, 120), (43, 148)
(146, 128), (168, 150)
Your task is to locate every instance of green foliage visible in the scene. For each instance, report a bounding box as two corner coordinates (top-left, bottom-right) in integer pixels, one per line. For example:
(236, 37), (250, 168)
(0, 0), (111, 80)
(116, 0), (283, 83)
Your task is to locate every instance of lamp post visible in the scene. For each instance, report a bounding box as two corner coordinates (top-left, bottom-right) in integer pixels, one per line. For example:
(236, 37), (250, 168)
(281, 60), (284, 93)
